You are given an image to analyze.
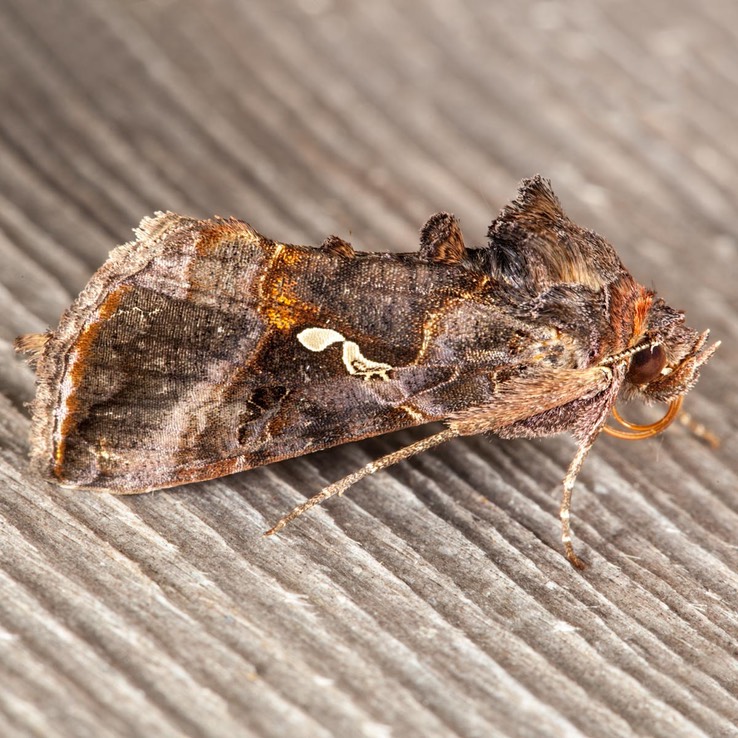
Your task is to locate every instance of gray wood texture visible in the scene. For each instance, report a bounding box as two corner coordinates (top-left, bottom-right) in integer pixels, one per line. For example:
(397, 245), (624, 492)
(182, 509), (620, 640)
(1, 1), (737, 736)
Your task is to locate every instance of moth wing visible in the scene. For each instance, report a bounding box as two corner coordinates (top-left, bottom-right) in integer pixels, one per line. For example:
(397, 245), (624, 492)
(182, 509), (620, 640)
(25, 211), (605, 494)
(25, 214), (466, 492)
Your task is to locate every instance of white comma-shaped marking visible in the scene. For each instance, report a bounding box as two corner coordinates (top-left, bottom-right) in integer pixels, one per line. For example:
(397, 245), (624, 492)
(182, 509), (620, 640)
(297, 327), (393, 381)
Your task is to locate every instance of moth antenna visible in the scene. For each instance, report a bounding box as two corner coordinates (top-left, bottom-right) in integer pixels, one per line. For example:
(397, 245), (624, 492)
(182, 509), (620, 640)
(264, 427), (459, 537)
(560, 434), (600, 570)
(678, 410), (720, 449)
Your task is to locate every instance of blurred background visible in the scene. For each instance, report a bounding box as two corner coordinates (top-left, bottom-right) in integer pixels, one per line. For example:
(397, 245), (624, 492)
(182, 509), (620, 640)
(2, 1), (736, 333)
(1, 2), (736, 737)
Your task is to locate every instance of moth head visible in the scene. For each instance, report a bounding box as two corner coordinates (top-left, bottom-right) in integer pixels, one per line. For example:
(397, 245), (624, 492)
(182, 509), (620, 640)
(619, 299), (718, 404)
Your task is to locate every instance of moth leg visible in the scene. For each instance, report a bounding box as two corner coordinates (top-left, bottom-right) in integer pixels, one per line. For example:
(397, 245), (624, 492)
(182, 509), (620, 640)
(560, 434), (599, 570)
(264, 427), (458, 537)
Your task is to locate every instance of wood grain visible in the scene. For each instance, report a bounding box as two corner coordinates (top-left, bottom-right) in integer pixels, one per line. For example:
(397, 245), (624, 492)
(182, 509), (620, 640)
(1, 1), (737, 737)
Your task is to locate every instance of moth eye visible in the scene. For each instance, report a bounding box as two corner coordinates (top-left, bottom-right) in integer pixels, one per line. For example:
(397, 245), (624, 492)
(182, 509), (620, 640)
(627, 344), (667, 385)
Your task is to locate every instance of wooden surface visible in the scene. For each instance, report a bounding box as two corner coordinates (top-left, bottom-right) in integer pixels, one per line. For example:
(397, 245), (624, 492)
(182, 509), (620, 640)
(1, 1), (737, 737)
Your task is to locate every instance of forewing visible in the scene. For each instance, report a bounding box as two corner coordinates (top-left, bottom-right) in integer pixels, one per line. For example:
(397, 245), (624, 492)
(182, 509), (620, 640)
(28, 214), (492, 492)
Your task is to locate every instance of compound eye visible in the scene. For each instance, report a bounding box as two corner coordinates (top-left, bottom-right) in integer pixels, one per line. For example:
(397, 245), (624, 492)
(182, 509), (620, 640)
(627, 344), (667, 385)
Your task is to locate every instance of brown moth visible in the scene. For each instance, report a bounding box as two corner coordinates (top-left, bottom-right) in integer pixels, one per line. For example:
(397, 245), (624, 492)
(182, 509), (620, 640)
(16, 177), (718, 568)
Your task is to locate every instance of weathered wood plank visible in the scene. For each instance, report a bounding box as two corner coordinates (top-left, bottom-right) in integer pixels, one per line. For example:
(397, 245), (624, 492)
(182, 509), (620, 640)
(0, 1), (737, 737)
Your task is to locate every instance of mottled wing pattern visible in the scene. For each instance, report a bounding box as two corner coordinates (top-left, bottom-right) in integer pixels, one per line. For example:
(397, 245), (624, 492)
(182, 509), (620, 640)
(27, 213), (551, 492)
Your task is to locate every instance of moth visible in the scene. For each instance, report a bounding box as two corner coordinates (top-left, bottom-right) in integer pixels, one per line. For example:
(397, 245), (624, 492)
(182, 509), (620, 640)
(16, 176), (717, 568)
